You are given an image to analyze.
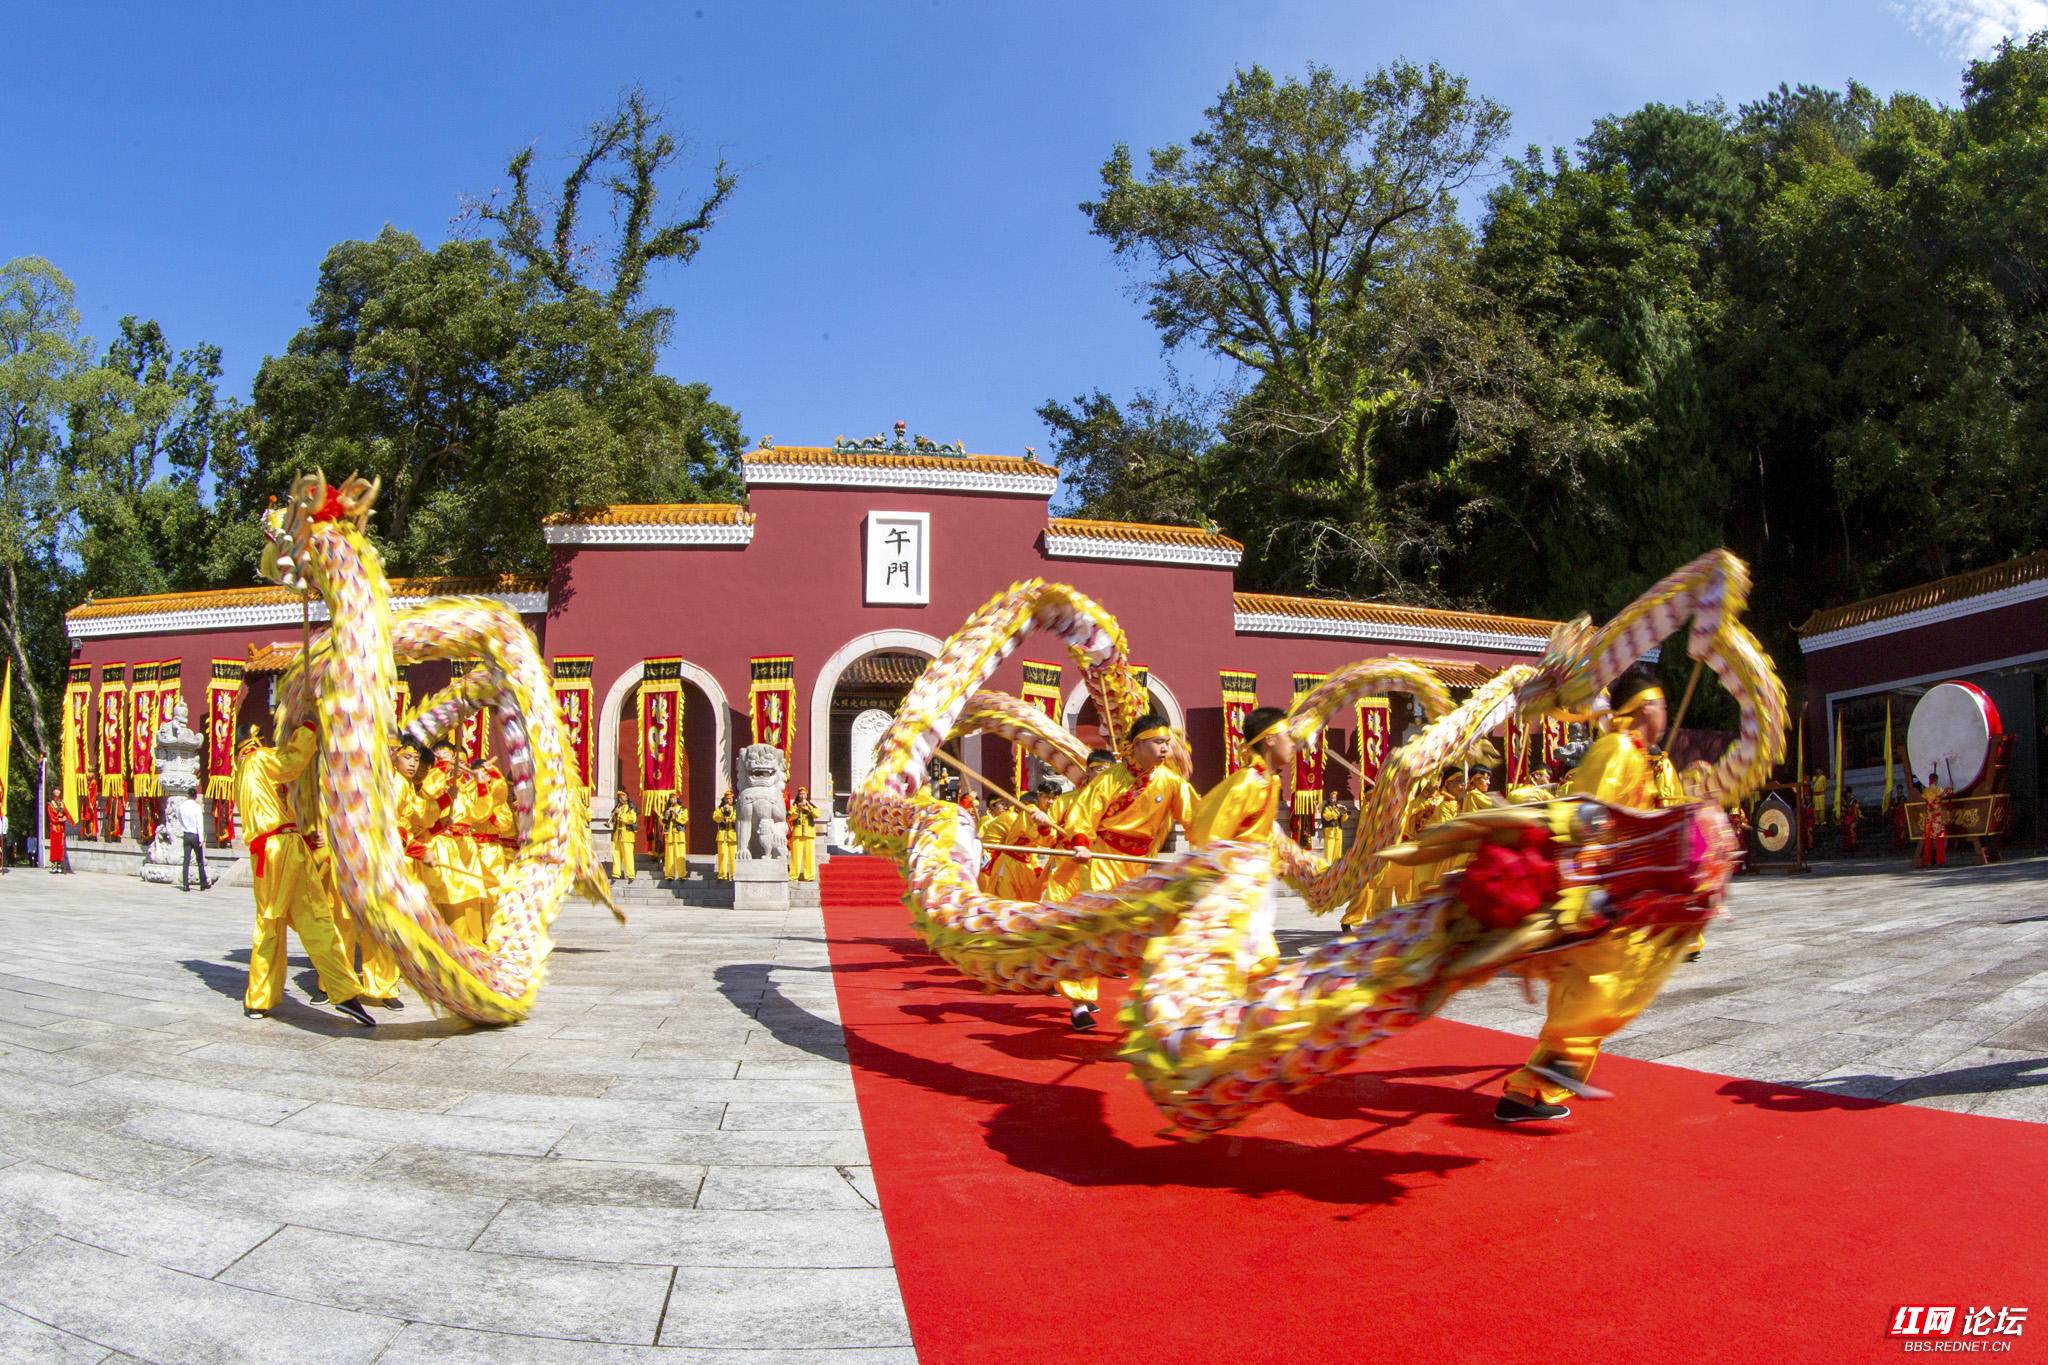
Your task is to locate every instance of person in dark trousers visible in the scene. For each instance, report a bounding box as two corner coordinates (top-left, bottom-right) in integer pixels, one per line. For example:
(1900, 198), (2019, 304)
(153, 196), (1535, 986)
(174, 791), (211, 891)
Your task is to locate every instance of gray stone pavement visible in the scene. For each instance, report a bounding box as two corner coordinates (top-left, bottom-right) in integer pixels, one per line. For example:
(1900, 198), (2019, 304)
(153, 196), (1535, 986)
(0, 869), (907, 1364)
(0, 855), (2042, 1362)
(1280, 853), (2048, 1122)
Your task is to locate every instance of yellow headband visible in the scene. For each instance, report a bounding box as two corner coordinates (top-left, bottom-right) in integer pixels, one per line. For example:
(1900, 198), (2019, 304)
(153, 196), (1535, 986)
(1130, 723), (1171, 743)
(1240, 714), (1286, 748)
(1612, 685), (1665, 719)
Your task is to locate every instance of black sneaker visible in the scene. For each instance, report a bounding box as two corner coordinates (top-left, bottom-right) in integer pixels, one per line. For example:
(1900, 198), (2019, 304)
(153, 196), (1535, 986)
(243, 1007), (268, 1019)
(1494, 1094), (1571, 1124)
(334, 998), (377, 1027)
(309, 989), (328, 1003)
(373, 997), (405, 1011)
(1069, 1001), (1098, 1032)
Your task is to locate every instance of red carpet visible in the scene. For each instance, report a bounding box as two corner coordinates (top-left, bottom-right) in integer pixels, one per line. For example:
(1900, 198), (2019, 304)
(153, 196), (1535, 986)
(818, 879), (2048, 1364)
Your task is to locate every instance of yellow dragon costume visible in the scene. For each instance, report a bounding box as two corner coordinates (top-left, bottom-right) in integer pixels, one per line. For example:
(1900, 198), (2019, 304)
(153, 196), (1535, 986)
(850, 553), (1785, 1135)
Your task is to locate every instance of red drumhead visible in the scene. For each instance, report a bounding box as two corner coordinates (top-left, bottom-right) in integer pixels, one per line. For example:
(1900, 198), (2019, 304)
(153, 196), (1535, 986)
(1906, 681), (2001, 791)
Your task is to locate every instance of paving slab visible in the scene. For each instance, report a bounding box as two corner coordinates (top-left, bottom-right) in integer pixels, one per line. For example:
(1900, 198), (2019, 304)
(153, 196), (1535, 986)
(0, 1236), (403, 1364)
(0, 858), (2040, 1361)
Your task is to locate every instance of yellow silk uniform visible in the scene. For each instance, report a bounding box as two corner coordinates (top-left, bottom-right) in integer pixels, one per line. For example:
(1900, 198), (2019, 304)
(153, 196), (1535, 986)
(1188, 759), (1284, 966)
(1504, 727), (1694, 1106)
(1050, 762), (1196, 1005)
(460, 775), (512, 945)
(988, 805), (1056, 903)
(975, 810), (1011, 893)
(789, 801), (820, 882)
(713, 805), (737, 880)
(611, 802), (638, 883)
(1407, 788), (1464, 898)
(1320, 802), (1345, 862)
(661, 804), (690, 880)
(237, 726), (364, 1011)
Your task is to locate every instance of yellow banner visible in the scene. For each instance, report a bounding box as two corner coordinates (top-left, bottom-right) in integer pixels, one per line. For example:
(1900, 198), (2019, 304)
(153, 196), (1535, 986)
(749, 656), (795, 764)
(552, 657), (595, 792)
(98, 664), (126, 799)
(641, 657), (683, 818)
(1221, 671), (1257, 773)
(1016, 660), (1063, 792)
(63, 663), (90, 822)
(206, 660), (244, 800)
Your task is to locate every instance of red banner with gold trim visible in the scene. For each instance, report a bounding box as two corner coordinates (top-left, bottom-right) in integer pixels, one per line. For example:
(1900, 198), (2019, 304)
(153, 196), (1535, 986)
(1540, 714), (1570, 780)
(1018, 660), (1063, 792)
(749, 656), (795, 763)
(1354, 696), (1391, 790)
(1221, 671), (1257, 773)
(98, 664), (126, 801)
(63, 664), (90, 822)
(551, 657), (595, 792)
(450, 660), (491, 766)
(129, 662), (160, 799)
(640, 657), (682, 818)
(206, 660), (243, 800)
(1290, 672), (1326, 840)
(157, 659), (182, 755)
(393, 664), (411, 729)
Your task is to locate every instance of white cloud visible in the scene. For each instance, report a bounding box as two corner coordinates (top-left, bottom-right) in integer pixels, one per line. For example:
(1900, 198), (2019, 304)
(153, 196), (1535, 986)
(1896, 0), (2048, 57)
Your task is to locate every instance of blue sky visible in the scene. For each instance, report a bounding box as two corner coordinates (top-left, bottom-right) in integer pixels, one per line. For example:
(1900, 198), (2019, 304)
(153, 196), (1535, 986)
(1, 1), (2028, 460)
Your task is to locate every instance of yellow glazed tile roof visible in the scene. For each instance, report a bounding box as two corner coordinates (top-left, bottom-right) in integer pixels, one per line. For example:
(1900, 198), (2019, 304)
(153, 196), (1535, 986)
(1389, 655), (1501, 689)
(745, 445), (1056, 478)
(1046, 518), (1243, 554)
(1234, 591), (1558, 639)
(243, 642), (303, 674)
(1797, 551), (2048, 636)
(66, 575), (547, 621)
(541, 503), (753, 528)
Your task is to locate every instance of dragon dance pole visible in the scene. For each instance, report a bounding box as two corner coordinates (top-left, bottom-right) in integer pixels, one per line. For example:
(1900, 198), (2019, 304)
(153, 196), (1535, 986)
(981, 841), (1166, 868)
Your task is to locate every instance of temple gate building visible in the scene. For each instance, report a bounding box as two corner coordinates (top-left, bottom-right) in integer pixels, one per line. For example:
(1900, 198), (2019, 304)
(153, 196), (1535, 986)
(63, 437), (1563, 859)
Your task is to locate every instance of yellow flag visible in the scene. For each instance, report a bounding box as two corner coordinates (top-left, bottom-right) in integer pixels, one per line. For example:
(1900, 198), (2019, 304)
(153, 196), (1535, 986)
(0, 661), (11, 813)
(1882, 700), (1894, 810)
(1796, 714), (1804, 789)
(1832, 709), (1844, 820)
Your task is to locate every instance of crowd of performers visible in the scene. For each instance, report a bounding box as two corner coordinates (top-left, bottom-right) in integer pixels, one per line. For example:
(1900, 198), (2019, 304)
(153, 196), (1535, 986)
(951, 663), (1716, 1126)
(605, 786), (824, 884)
(230, 721), (533, 1026)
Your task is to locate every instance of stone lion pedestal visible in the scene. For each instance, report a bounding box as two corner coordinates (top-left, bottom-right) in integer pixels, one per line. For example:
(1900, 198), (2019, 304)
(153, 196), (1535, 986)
(140, 700), (203, 885)
(732, 742), (792, 910)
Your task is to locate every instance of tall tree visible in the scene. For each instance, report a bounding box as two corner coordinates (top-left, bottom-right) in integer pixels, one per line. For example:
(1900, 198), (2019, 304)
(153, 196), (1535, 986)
(247, 93), (746, 578)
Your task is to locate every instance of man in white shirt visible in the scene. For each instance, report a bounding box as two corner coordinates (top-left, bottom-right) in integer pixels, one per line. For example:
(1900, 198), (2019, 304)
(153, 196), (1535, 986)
(175, 792), (211, 892)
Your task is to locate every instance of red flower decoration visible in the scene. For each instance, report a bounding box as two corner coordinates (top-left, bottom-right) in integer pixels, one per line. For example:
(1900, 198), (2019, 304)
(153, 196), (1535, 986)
(1456, 836), (1560, 929)
(312, 486), (349, 523)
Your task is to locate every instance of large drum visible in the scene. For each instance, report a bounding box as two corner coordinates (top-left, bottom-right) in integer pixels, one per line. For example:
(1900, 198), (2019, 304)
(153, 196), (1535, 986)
(1906, 681), (2002, 792)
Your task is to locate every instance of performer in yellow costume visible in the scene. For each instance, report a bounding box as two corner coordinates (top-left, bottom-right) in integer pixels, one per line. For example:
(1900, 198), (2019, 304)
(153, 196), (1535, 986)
(1319, 789), (1349, 863)
(1051, 715), (1197, 1030)
(234, 724), (374, 1026)
(460, 763), (513, 944)
(1461, 767), (1496, 814)
(712, 790), (737, 880)
(789, 787), (821, 882)
(1188, 705), (1295, 967)
(1498, 664), (1693, 1124)
(661, 798), (690, 881)
(984, 778), (1064, 902)
(610, 792), (638, 883)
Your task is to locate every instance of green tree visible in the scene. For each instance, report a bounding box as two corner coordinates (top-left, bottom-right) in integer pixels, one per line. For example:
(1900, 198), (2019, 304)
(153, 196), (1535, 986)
(246, 92), (745, 578)
(0, 258), (101, 786)
(1082, 63), (1510, 579)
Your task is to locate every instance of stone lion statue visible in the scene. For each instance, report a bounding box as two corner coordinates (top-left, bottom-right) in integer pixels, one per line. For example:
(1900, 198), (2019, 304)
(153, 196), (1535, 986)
(735, 743), (789, 861)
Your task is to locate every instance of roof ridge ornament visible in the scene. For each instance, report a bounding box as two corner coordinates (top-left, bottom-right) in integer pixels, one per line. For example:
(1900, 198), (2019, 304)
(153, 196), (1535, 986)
(833, 418), (966, 457)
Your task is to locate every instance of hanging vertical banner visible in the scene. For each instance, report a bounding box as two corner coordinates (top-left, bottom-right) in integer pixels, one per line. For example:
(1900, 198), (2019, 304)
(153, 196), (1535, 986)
(1221, 671), (1258, 772)
(62, 664), (91, 822)
(205, 660), (243, 801)
(1832, 708), (1845, 821)
(393, 664), (411, 729)
(1506, 721), (1532, 787)
(1882, 699), (1895, 810)
(749, 655), (795, 763)
(451, 660), (491, 765)
(640, 656), (682, 818)
(551, 657), (595, 792)
(1018, 661), (1063, 791)
(129, 662), (161, 799)
(1540, 714), (1569, 777)
(1290, 672), (1326, 840)
(98, 664), (126, 802)
(157, 659), (183, 739)
(1354, 696), (1391, 788)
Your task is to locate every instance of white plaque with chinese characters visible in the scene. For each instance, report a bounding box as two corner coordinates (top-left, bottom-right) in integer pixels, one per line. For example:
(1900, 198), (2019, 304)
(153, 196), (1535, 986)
(864, 511), (930, 605)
